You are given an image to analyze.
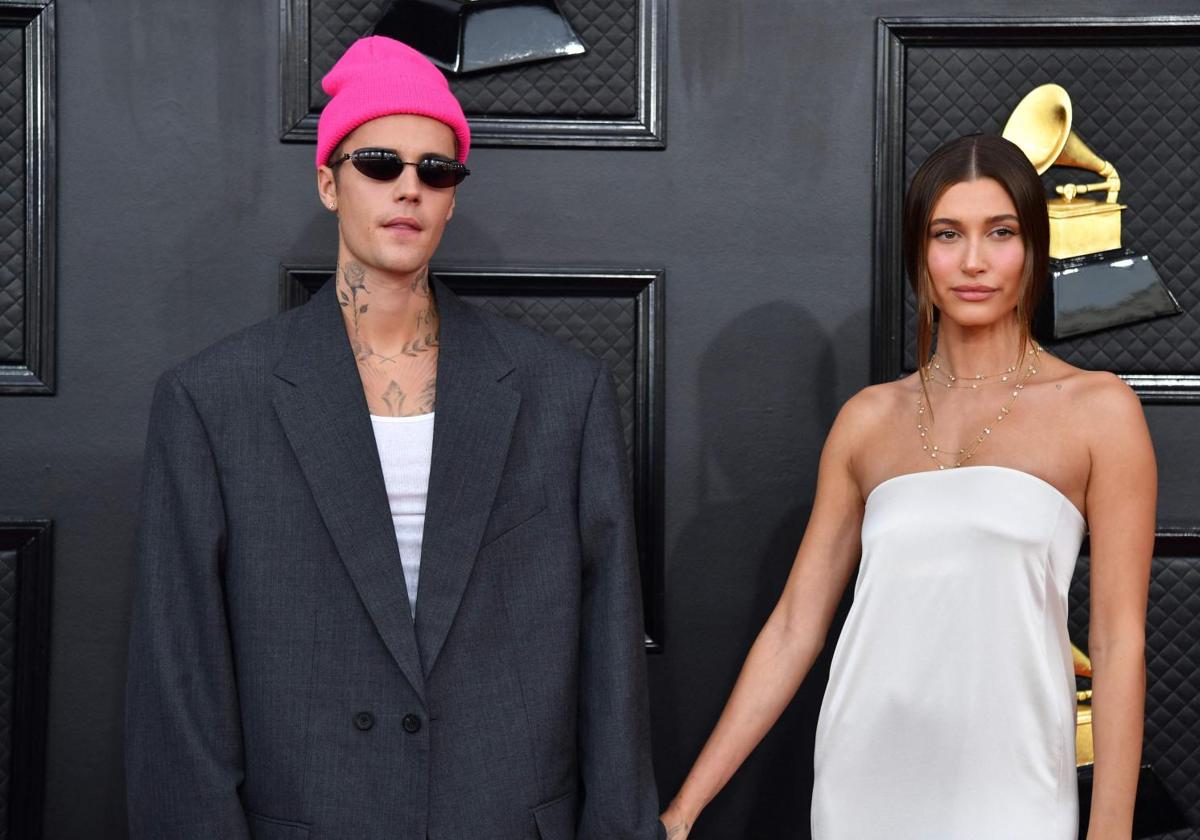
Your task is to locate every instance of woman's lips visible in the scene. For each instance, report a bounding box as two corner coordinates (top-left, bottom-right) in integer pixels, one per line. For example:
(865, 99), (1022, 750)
(951, 285), (998, 302)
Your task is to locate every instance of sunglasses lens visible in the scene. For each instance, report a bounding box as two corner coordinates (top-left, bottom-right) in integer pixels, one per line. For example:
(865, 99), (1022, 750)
(417, 159), (468, 189)
(351, 151), (403, 181)
(343, 150), (467, 187)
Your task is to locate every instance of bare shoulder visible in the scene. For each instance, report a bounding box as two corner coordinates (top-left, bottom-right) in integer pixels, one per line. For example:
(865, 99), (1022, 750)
(1066, 367), (1143, 419)
(828, 376), (915, 447)
(1043, 360), (1157, 521)
(1043, 357), (1147, 447)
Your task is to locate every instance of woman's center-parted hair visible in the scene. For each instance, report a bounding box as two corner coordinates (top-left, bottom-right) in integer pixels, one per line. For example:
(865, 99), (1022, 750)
(902, 134), (1051, 385)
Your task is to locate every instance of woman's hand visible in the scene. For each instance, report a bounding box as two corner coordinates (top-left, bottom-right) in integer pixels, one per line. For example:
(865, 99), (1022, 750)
(657, 392), (873, 837)
(659, 804), (692, 839)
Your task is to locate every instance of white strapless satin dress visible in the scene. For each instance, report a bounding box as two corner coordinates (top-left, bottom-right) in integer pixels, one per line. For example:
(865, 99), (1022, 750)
(811, 465), (1086, 840)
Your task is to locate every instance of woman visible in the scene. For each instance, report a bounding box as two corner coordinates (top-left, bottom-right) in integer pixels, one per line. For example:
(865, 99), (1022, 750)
(660, 134), (1154, 840)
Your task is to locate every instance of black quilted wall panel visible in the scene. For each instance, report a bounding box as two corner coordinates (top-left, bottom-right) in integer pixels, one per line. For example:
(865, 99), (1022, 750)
(309, 0), (637, 117)
(467, 294), (637, 470)
(898, 44), (1200, 377)
(0, 519), (50, 840)
(0, 547), (14, 840)
(1069, 538), (1200, 839)
(0, 27), (25, 367)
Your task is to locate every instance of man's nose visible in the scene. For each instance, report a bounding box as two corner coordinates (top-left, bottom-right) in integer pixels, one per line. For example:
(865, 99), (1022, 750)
(392, 163), (422, 201)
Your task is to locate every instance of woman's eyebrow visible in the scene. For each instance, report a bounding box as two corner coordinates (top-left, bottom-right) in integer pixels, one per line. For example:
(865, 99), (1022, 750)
(928, 213), (1020, 226)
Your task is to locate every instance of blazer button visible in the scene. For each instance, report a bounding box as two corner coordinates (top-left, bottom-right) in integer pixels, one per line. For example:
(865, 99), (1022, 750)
(402, 713), (422, 734)
(353, 711), (375, 731)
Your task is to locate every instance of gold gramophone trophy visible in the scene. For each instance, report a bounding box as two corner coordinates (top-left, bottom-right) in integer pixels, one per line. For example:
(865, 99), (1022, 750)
(1002, 84), (1181, 339)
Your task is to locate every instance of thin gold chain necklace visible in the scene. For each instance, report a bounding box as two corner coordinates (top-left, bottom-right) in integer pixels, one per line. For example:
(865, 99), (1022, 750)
(917, 344), (1041, 469)
(921, 350), (1017, 386)
(924, 351), (1027, 390)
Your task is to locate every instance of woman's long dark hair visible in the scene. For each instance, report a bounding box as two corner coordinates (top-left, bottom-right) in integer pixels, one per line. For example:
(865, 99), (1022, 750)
(902, 134), (1050, 402)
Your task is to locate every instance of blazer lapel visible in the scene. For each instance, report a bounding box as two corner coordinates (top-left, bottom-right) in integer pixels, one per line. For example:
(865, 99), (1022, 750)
(271, 279), (426, 702)
(414, 277), (519, 675)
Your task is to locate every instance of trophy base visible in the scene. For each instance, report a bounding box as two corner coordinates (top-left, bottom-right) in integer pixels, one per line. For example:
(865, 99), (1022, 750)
(1077, 764), (1188, 840)
(373, 0), (586, 75)
(1035, 248), (1182, 341)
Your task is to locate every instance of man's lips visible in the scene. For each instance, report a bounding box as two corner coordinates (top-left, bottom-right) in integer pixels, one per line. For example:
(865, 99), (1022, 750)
(951, 284), (998, 302)
(382, 216), (423, 233)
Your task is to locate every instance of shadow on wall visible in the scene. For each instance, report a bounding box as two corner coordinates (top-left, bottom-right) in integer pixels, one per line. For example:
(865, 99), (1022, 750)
(654, 299), (853, 838)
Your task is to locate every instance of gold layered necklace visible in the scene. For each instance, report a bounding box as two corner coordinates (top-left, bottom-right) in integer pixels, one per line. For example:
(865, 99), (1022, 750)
(917, 344), (1041, 469)
(924, 353), (1021, 389)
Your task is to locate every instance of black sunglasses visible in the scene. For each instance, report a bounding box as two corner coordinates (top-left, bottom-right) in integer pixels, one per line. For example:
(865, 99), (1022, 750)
(330, 148), (470, 188)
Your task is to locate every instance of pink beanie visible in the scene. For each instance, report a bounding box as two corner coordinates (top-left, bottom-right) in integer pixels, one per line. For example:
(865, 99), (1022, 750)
(316, 36), (471, 168)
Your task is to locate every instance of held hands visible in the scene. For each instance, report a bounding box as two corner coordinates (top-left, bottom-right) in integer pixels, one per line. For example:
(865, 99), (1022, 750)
(660, 820), (690, 839)
(659, 803), (692, 839)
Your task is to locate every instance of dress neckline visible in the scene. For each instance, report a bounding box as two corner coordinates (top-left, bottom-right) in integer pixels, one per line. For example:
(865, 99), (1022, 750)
(865, 464), (1085, 524)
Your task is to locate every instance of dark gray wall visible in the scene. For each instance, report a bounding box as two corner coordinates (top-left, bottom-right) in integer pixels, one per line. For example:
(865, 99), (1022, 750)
(0, 1), (1196, 837)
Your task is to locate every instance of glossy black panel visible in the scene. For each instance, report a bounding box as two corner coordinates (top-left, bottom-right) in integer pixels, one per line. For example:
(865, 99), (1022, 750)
(1042, 248), (1183, 340)
(373, 0), (586, 74)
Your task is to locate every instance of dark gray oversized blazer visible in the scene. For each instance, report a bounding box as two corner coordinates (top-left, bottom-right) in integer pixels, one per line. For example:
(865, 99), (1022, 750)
(126, 278), (664, 840)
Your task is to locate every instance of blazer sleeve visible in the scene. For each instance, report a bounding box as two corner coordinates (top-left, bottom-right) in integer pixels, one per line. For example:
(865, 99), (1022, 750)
(575, 363), (666, 840)
(125, 370), (251, 839)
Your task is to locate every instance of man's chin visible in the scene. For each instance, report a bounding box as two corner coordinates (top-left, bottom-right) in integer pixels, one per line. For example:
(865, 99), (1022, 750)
(350, 253), (432, 279)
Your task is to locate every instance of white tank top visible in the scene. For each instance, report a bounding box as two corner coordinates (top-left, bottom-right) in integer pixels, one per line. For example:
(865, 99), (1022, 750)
(369, 412), (435, 619)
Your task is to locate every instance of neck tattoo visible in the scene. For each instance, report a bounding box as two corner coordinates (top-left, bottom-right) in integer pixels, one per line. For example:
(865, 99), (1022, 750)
(334, 262), (440, 417)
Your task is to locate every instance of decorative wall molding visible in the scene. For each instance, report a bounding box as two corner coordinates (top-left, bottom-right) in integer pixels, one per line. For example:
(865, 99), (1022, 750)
(0, 517), (52, 839)
(281, 0), (666, 149)
(279, 264), (667, 650)
(0, 0), (55, 394)
(873, 16), (1200, 403)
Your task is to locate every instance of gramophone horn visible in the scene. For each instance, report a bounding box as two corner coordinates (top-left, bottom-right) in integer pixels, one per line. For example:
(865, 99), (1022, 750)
(1002, 83), (1073, 175)
(1002, 83), (1119, 200)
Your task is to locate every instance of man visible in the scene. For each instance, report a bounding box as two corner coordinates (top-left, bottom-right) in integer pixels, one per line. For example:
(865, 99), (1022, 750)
(126, 36), (664, 840)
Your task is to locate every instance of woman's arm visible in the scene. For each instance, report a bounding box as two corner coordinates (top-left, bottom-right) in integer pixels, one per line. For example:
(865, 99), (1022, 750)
(660, 394), (874, 836)
(1081, 374), (1156, 840)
